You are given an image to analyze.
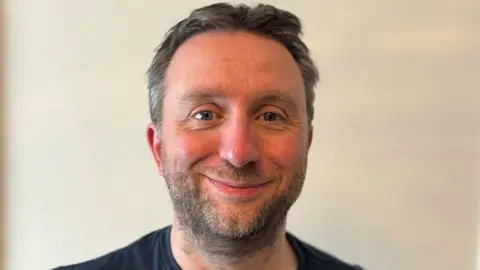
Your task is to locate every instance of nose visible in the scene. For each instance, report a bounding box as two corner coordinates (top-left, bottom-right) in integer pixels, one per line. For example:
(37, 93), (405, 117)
(219, 117), (260, 168)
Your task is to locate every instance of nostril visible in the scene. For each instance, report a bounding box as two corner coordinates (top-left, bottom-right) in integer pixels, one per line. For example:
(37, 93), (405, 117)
(220, 142), (260, 168)
(219, 121), (260, 167)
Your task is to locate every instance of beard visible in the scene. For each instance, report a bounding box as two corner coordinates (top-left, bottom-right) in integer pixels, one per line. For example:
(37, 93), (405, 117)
(161, 145), (307, 258)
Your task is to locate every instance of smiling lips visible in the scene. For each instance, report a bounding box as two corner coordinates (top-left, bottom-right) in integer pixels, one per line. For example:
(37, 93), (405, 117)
(207, 177), (272, 200)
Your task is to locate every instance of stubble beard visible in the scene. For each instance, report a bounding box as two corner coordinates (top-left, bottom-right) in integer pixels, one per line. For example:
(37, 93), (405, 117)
(161, 147), (307, 260)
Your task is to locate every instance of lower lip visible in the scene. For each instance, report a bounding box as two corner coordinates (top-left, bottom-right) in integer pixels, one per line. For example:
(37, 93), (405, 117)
(208, 179), (270, 200)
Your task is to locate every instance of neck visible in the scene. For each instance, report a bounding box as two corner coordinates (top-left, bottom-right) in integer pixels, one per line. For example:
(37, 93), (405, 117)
(170, 220), (297, 270)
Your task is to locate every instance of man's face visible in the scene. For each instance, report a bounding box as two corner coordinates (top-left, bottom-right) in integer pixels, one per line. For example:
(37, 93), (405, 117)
(149, 31), (311, 239)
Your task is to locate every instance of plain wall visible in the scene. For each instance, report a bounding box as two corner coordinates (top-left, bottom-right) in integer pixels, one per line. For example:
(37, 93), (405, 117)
(4, 1), (479, 270)
(1, 0), (5, 268)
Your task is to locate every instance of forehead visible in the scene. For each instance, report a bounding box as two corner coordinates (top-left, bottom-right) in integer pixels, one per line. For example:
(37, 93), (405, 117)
(164, 31), (304, 102)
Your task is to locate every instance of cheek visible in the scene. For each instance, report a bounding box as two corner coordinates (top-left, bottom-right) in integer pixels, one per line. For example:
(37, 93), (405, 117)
(169, 131), (219, 169)
(261, 133), (306, 169)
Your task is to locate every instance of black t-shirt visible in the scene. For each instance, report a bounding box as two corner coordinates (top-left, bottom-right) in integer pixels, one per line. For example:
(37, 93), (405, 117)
(54, 226), (363, 270)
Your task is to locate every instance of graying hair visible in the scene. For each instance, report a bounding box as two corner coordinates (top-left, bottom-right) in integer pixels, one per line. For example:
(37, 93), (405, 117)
(146, 3), (319, 129)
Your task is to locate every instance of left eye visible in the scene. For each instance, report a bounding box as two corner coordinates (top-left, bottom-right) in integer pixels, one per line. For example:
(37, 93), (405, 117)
(262, 112), (279, 122)
(194, 110), (216, 121)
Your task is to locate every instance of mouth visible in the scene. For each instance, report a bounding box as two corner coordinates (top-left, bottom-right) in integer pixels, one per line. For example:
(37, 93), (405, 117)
(205, 176), (272, 201)
(211, 180), (270, 188)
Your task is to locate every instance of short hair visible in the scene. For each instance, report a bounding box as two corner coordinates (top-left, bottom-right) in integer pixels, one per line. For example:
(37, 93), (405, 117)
(146, 3), (319, 129)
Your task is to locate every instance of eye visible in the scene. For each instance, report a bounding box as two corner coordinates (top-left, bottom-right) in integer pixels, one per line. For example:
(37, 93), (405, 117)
(262, 112), (279, 122)
(194, 110), (217, 121)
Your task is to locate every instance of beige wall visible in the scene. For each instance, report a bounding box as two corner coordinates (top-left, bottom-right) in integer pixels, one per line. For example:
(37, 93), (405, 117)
(4, 1), (479, 270)
(477, 198), (480, 270)
(1, 0), (5, 268)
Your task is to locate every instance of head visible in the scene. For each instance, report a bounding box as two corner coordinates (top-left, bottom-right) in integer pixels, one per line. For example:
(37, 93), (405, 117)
(146, 2), (319, 255)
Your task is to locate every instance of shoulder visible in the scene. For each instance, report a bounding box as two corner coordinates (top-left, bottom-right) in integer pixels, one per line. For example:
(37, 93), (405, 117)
(53, 227), (170, 270)
(286, 232), (364, 270)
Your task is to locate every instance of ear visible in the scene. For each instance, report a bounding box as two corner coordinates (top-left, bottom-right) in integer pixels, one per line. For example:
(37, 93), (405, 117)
(146, 123), (164, 176)
(307, 127), (313, 151)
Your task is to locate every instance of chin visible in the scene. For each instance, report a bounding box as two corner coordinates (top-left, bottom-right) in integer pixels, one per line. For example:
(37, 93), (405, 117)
(205, 200), (277, 237)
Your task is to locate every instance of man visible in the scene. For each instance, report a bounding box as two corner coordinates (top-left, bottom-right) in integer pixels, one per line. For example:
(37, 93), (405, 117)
(55, 3), (363, 270)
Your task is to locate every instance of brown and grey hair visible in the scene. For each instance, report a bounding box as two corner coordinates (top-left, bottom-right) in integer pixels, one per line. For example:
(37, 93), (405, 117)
(146, 2), (319, 129)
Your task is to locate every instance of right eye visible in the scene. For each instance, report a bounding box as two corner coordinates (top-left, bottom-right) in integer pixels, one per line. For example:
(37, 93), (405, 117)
(193, 110), (217, 121)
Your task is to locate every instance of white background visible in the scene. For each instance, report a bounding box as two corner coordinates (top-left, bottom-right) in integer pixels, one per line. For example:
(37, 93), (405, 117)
(4, 1), (480, 269)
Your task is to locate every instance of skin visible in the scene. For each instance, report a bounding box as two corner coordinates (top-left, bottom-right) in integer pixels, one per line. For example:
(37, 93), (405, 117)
(147, 31), (312, 270)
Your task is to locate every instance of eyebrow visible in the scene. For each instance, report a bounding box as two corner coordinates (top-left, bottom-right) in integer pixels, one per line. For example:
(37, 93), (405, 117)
(254, 91), (299, 112)
(257, 91), (296, 105)
(176, 91), (225, 106)
(176, 89), (299, 111)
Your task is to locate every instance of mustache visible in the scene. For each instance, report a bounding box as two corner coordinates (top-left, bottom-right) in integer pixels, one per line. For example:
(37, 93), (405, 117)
(194, 161), (278, 182)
